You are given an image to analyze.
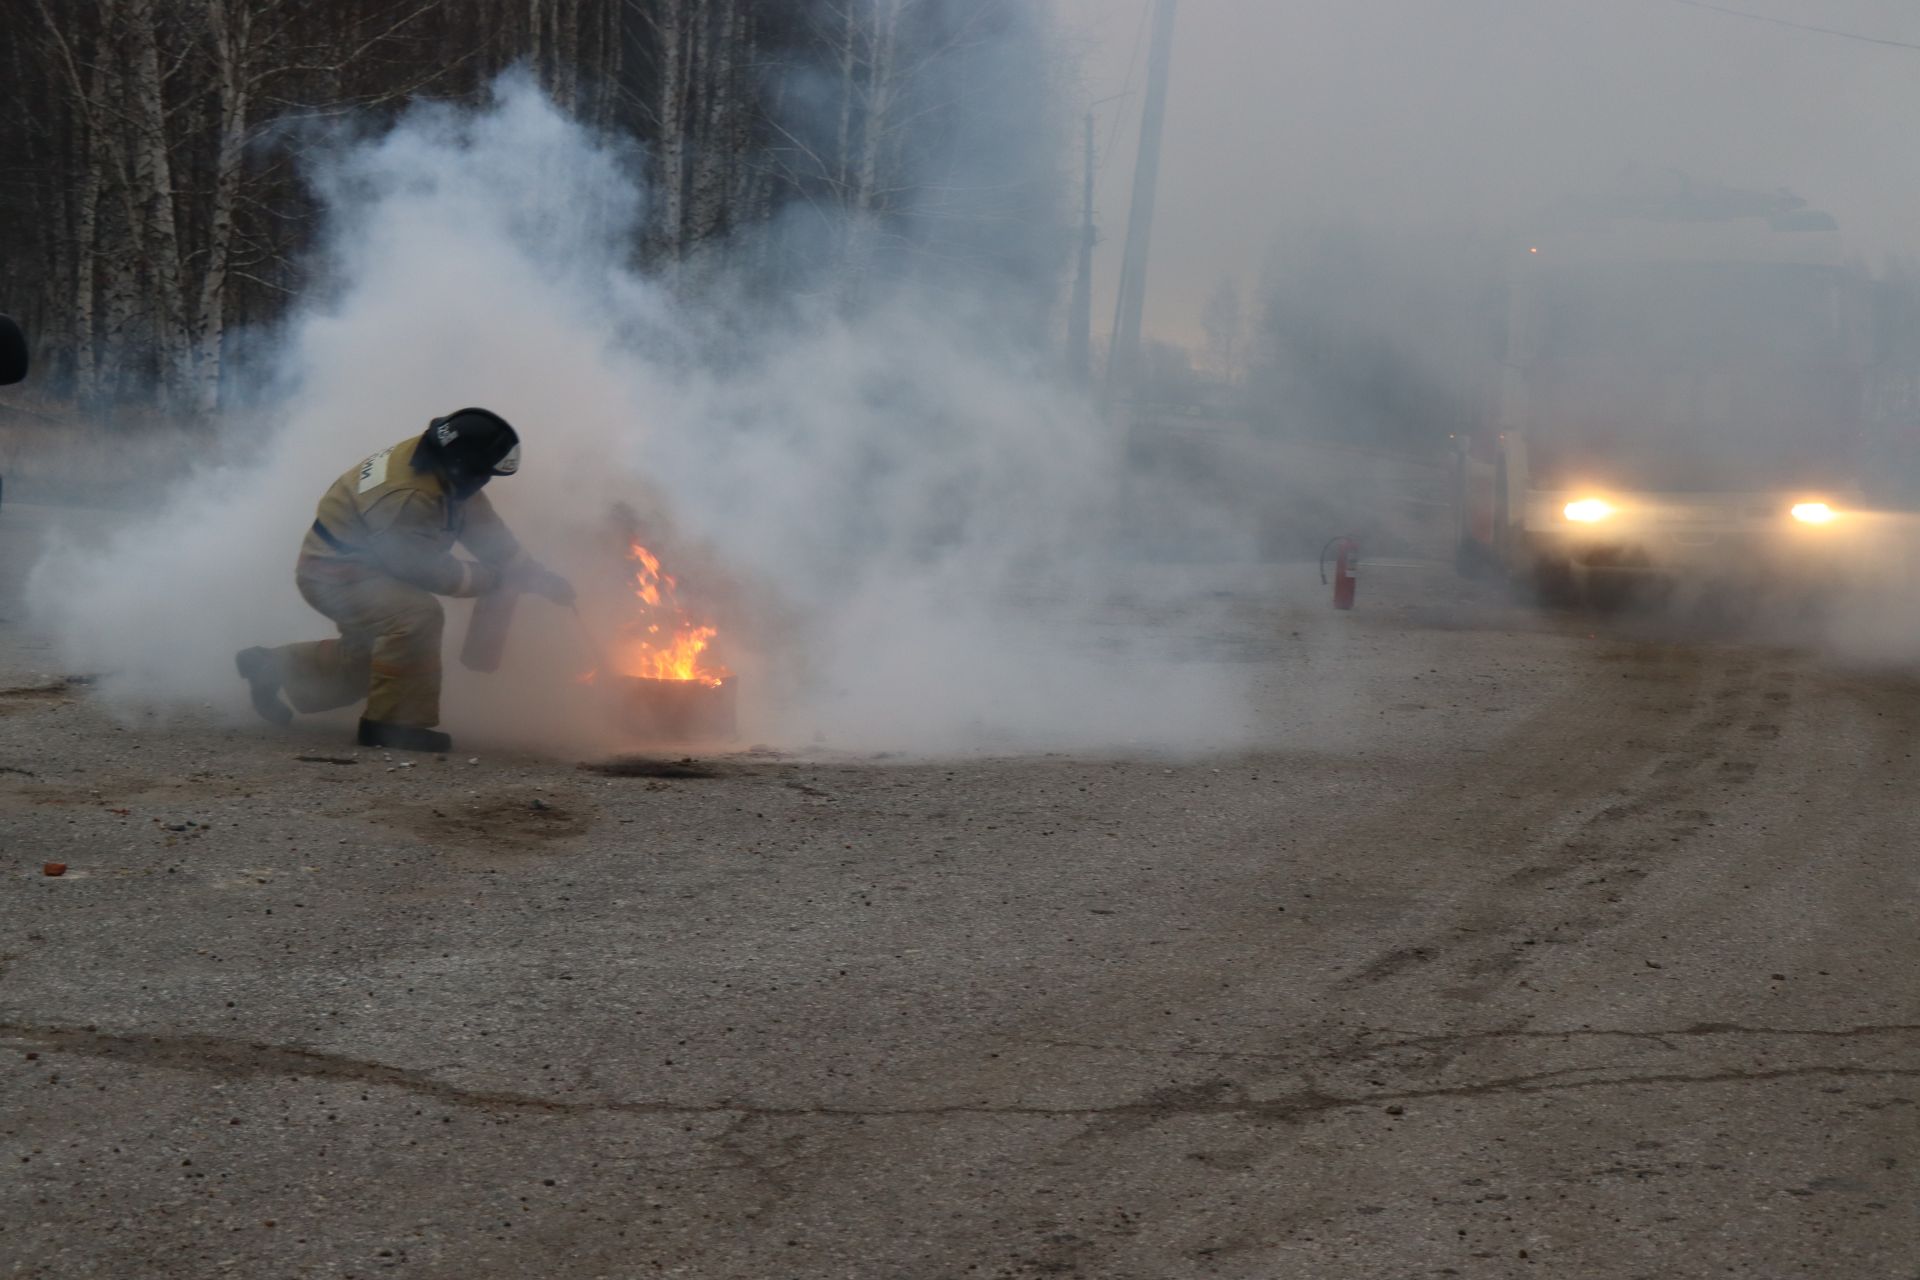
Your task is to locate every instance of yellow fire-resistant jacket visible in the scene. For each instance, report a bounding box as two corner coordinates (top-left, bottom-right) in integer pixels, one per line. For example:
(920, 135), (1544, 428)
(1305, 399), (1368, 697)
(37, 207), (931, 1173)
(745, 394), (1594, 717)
(300, 433), (523, 597)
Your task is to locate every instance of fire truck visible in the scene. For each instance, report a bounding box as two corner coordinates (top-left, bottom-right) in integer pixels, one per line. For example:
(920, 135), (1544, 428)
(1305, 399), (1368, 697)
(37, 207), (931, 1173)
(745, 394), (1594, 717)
(1455, 184), (1881, 601)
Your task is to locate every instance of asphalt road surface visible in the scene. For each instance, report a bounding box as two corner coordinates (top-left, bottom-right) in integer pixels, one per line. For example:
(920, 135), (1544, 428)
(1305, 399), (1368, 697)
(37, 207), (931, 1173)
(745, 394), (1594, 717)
(2, 498), (1916, 1279)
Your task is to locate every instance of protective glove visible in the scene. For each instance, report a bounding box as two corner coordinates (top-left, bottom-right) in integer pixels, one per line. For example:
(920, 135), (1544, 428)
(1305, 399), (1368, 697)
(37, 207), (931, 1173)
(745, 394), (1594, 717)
(509, 560), (576, 607)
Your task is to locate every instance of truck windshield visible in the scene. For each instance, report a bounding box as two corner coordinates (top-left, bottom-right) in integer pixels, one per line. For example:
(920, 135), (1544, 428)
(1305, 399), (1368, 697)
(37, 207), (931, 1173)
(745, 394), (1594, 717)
(1517, 262), (1862, 490)
(1533, 264), (1843, 364)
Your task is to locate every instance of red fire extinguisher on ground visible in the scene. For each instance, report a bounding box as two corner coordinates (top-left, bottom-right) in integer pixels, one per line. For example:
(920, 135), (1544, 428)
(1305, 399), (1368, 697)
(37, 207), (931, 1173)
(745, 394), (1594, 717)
(1320, 536), (1359, 610)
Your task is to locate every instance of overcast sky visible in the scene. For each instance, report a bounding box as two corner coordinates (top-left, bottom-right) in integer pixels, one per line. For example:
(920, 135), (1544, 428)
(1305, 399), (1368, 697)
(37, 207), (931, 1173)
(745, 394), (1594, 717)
(1056, 0), (1920, 347)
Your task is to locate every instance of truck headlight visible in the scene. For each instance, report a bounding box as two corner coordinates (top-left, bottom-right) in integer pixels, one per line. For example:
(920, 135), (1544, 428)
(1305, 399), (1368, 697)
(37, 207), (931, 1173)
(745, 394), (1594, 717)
(1564, 498), (1615, 523)
(1790, 502), (1835, 525)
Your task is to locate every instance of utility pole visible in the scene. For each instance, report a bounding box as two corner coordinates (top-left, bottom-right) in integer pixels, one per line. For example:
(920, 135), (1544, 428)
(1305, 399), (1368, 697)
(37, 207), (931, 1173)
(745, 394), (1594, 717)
(1067, 112), (1095, 387)
(1101, 0), (1177, 411)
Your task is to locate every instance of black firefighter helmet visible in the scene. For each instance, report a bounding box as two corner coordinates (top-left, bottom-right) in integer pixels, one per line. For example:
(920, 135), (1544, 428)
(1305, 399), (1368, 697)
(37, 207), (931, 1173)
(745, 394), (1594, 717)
(415, 407), (520, 498)
(0, 313), (27, 386)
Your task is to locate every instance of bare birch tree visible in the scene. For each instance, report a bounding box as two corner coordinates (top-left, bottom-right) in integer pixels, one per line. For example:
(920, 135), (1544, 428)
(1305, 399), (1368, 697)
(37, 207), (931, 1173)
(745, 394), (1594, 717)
(0, 0), (1070, 408)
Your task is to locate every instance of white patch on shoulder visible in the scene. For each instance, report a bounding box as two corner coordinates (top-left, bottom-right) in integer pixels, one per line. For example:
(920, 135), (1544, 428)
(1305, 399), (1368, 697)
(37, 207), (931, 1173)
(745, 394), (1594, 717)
(493, 443), (521, 475)
(355, 446), (397, 494)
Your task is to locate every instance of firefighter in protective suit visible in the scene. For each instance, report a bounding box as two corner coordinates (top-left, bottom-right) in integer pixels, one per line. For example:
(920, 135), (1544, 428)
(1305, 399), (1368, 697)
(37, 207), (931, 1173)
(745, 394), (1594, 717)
(235, 408), (573, 753)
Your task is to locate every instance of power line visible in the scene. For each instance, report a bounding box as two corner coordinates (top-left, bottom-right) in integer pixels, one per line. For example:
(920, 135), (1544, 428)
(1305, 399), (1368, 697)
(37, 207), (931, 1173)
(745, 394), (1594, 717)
(1665, 0), (1920, 51)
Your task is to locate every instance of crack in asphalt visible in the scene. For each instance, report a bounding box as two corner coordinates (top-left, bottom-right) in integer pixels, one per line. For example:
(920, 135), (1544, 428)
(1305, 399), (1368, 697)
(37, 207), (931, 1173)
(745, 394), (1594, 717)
(4, 1019), (1917, 1126)
(1016, 1022), (1920, 1065)
(1366, 1021), (1920, 1051)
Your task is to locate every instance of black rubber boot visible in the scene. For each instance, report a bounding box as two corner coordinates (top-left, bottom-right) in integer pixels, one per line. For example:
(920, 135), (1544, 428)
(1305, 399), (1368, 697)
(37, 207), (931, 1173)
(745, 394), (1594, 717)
(357, 717), (451, 754)
(234, 647), (293, 726)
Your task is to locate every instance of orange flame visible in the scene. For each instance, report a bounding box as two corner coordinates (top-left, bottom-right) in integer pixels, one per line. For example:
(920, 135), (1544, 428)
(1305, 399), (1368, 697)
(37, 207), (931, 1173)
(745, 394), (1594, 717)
(623, 625), (721, 684)
(612, 542), (729, 687)
(632, 544), (674, 606)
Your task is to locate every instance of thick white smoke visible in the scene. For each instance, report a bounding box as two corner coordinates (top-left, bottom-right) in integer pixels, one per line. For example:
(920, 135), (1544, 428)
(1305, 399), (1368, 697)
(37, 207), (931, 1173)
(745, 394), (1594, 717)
(29, 78), (1259, 757)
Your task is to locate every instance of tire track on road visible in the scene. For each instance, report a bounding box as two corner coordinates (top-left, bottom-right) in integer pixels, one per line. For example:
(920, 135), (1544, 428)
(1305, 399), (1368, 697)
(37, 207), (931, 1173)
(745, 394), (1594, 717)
(1335, 645), (1777, 1002)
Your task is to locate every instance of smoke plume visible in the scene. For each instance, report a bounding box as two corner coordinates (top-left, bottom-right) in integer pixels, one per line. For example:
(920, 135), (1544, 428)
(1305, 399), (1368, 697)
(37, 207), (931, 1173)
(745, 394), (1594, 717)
(29, 77), (1256, 757)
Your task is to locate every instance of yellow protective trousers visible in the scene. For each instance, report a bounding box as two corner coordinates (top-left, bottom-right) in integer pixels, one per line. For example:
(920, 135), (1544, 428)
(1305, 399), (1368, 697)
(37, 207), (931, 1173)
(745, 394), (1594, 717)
(272, 557), (445, 728)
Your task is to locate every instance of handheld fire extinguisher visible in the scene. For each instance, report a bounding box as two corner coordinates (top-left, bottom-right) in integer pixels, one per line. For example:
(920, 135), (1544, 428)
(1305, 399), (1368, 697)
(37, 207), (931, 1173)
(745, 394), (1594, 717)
(1319, 536), (1359, 611)
(460, 588), (521, 672)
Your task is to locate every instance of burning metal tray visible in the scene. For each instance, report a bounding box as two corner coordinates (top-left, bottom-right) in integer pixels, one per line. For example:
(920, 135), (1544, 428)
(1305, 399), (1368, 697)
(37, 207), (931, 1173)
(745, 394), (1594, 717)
(610, 675), (737, 742)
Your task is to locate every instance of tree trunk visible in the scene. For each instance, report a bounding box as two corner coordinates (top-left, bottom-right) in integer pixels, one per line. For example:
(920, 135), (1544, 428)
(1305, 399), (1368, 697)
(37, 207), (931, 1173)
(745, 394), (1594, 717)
(98, 197), (139, 400)
(834, 0), (860, 194)
(90, 4), (141, 399)
(687, 0), (737, 250)
(654, 0), (688, 266)
(856, 0), (903, 215)
(844, 0), (906, 301)
(554, 0), (580, 111)
(70, 104), (102, 402)
(527, 0), (546, 83)
(597, 0), (622, 131)
(726, 4), (761, 237)
(127, 0), (190, 403)
(193, 0), (252, 414)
